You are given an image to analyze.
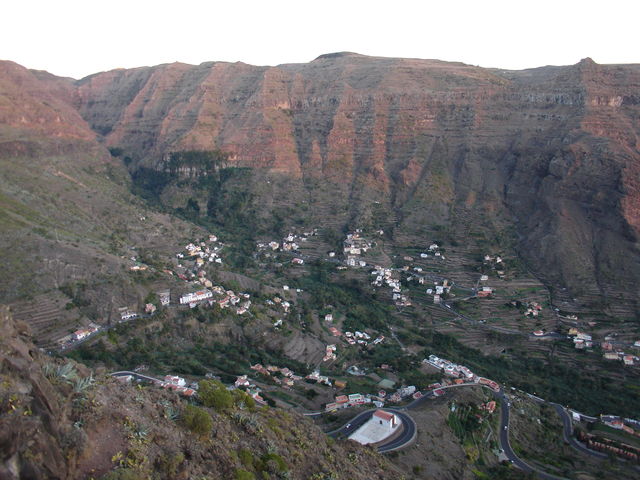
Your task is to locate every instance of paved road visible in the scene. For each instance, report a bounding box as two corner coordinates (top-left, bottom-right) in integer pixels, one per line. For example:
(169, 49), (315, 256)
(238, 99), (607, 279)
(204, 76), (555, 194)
(407, 383), (569, 479)
(551, 403), (607, 460)
(111, 370), (164, 384)
(495, 390), (570, 479)
(328, 408), (417, 453)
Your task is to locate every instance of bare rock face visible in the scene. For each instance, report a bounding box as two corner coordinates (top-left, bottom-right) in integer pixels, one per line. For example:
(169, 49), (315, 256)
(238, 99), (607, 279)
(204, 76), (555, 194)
(70, 54), (640, 313)
(0, 61), (98, 158)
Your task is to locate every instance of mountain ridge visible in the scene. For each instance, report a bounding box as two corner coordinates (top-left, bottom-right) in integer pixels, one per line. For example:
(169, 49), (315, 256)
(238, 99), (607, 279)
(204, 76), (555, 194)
(2, 53), (640, 314)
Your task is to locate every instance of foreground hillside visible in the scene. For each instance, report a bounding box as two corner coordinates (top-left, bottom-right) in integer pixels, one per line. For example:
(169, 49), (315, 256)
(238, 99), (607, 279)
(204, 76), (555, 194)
(0, 307), (399, 479)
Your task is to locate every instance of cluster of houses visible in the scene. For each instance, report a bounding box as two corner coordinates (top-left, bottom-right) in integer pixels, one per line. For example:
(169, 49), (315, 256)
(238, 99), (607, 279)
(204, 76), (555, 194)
(178, 286), (252, 315)
(265, 296), (291, 314)
(523, 301), (543, 317)
(324, 383), (420, 412)
(602, 350), (637, 365)
(343, 331), (384, 347)
(425, 280), (453, 304)
(72, 323), (100, 341)
(567, 328), (594, 350)
(565, 329), (638, 363)
(325, 393), (375, 412)
(323, 344), (337, 362)
(177, 235), (224, 265)
(117, 373), (196, 397)
(162, 375), (197, 396)
(371, 266), (411, 307)
(381, 385), (420, 404)
(169, 235), (226, 291)
(324, 316), (385, 347)
(424, 355), (476, 381)
(483, 254), (506, 278)
(248, 365), (339, 390)
(601, 334), (639, 365)
(600, 415), (640, 435)
(257, 230), (318, 256)
(343, 231), (373, 268)
(306, 369), (333, 386)
(58, 323), (101, 348)
(419, 243), (445, 260)
(249, 364), (304, 388)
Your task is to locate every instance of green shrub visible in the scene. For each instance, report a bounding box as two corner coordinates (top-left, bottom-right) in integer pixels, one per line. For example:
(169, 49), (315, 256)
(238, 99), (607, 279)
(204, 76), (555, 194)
(234, 469), (255, 480)
(256, 453), (287, 473)
(238, 448), (253, 467)
(182, 404), (213, 437)
(199, 380), (234, 411)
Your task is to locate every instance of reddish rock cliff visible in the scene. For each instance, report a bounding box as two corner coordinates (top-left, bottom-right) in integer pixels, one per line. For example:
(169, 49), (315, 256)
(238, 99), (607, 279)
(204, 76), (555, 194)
(4, 53), (640, 313)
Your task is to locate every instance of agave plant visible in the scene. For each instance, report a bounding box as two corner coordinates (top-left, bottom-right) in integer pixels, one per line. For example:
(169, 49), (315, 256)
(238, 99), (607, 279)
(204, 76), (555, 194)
(42, 363), (56, 379)
(73, 374), (94, 393)
(165, 405), (180, 421)
(265, 440), (279, 455)
(232, 412), (248, 425)
(133, 425), (148, 440)
(57, 362), (79, 382)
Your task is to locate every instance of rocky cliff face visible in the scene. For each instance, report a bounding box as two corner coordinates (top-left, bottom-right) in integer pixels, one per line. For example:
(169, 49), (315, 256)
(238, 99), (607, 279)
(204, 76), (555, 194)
(69, 53), (640, 314)
(2, 54), (639, 314)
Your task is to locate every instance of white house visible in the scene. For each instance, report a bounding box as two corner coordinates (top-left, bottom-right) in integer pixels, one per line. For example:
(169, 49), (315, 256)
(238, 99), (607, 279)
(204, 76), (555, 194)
(164, 375), (186, 387)
(120, 310), (138, 321)
(373, 409), (397, 429)
(179, 289), (213, 305)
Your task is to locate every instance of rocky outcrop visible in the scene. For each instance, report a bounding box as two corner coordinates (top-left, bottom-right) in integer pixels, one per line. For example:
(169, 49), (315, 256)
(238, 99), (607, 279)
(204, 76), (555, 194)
(0, 306), (71, 479)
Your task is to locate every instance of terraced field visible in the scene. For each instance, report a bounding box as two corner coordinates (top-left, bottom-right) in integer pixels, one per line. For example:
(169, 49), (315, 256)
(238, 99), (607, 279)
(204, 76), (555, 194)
(10, 292), (82, 349)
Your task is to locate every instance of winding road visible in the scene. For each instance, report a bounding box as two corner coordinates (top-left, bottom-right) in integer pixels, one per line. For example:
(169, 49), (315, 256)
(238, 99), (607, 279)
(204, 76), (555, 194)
(111, 370), (636, 477)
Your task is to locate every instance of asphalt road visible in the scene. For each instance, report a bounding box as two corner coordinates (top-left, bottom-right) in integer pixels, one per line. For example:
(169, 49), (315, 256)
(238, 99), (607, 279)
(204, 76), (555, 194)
(495, 390), (570, 480)
(111, 368), (633, 476)
(551, 403), (608, 459)
(406, 383), (569, 479)
(111, 370), (164, 384)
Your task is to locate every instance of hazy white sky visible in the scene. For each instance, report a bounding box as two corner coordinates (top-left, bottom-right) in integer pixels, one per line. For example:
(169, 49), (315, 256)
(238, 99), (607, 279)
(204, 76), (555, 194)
(3, 0), (638, 79)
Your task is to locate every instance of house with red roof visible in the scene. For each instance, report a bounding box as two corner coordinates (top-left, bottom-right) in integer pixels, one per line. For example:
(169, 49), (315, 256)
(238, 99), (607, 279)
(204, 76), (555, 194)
(373, 409), (397, 429)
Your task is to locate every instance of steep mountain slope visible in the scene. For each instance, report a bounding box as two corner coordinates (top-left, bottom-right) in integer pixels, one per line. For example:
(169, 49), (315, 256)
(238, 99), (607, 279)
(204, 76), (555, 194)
(0, 60), (200, 312)
(72, 54), (640, 315)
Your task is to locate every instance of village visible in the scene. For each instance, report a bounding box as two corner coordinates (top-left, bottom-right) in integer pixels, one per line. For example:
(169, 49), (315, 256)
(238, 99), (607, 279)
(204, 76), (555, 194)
(47, 221), (640, 470)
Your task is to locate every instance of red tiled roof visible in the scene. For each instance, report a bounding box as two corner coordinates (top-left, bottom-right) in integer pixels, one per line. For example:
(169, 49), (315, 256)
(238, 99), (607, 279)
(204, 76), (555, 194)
(373, 410), (395, 421)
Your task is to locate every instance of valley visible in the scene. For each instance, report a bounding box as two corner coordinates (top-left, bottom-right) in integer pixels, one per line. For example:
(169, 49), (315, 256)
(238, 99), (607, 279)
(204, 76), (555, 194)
(1, 53), (640, 479)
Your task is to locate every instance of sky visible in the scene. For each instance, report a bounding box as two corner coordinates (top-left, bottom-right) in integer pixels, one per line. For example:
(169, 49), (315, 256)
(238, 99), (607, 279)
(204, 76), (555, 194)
(2, 0), (639, 79)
